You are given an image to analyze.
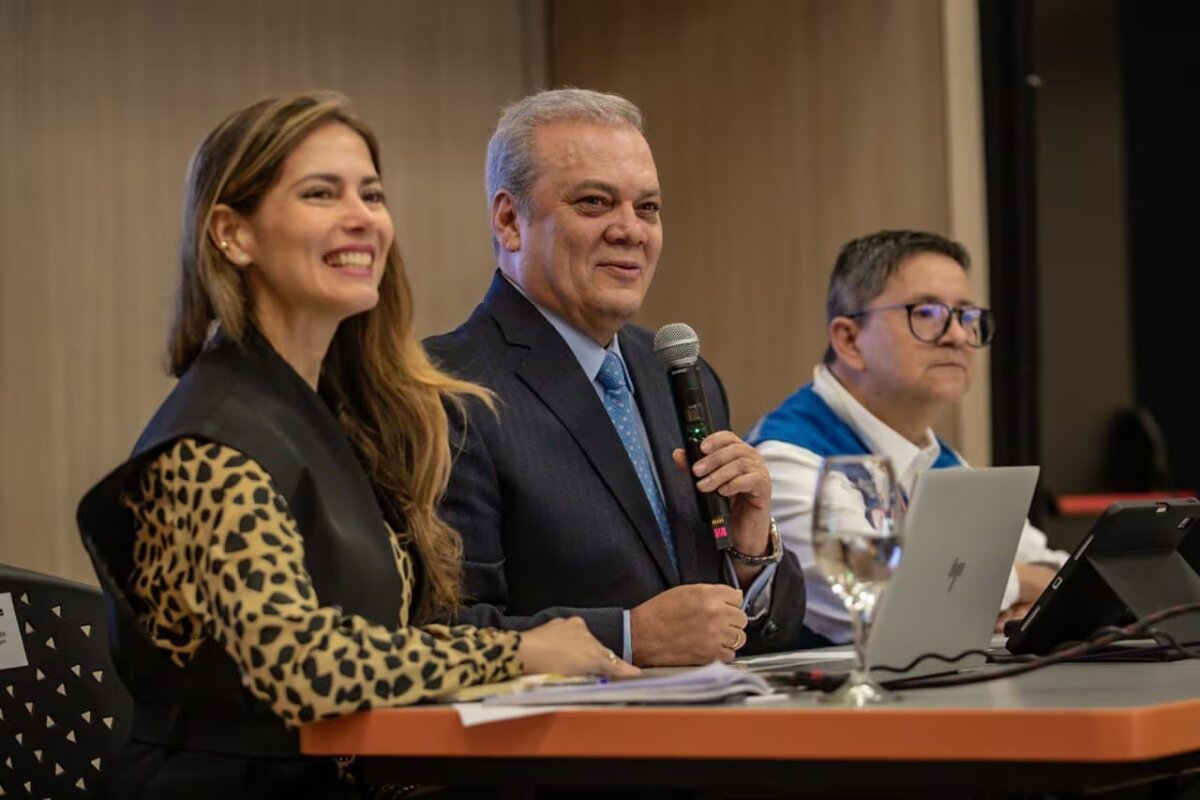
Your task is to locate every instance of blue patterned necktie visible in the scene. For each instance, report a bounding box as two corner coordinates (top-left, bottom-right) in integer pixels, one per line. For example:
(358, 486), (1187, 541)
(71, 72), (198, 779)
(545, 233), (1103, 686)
(596, 350), (678, 571)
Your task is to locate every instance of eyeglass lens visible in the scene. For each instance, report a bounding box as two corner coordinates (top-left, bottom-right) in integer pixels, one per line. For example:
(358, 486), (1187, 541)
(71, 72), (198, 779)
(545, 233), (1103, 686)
(909, 304), (993, 345)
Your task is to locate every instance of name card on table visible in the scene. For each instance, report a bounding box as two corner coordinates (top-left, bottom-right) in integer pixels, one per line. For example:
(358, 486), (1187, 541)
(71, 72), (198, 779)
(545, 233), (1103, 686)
(0, 592), (30, 670)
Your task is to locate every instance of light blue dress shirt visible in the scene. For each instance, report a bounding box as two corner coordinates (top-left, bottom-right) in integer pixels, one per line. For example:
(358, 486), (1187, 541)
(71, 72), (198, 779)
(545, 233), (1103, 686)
(506, 277), (776, 661)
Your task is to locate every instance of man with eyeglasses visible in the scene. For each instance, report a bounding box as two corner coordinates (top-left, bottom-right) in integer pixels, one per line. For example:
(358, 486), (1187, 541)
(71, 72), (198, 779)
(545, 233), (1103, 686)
(747, 230), (1066, 646)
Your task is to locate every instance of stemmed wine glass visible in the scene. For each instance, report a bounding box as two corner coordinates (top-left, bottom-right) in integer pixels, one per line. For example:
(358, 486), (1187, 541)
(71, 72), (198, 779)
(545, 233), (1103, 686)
(811, 454), (905, 705)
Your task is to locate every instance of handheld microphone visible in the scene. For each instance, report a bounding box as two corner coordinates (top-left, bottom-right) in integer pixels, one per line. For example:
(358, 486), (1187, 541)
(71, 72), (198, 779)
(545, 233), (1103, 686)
(653, 323), (732, 551)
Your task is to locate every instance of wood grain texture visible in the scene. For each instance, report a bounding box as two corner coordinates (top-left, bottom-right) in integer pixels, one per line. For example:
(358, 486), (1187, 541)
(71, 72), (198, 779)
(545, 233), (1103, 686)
(548, 0), (988, 456)
(0, 0), (545, 583)
(942, 0), (992, 466)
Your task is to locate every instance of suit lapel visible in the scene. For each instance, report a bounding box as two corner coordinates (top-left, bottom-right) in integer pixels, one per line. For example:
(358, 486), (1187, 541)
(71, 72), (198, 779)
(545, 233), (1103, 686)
(483, 275), (679, 585)
(621, 330), (704, 583)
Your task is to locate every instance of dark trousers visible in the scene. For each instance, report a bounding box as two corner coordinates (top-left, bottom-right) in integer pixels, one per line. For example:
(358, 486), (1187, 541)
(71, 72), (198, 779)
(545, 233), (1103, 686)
(98, 740), (363, 800)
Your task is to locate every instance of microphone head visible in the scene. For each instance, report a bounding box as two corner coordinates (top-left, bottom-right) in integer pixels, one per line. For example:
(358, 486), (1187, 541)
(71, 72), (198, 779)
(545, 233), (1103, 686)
(653, 323), (700, 368)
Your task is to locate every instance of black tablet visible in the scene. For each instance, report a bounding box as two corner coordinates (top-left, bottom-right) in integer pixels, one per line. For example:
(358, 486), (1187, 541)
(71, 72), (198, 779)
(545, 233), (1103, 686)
(1006, 497), (1200, 655)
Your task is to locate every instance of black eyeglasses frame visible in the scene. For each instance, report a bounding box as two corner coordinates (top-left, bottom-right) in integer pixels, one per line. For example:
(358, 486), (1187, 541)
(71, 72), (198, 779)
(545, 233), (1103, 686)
(845, 302), (994, 347)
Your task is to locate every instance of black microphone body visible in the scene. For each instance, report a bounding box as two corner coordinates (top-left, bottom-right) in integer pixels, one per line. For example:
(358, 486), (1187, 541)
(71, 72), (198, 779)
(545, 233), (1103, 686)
(665, 361), (733, 551)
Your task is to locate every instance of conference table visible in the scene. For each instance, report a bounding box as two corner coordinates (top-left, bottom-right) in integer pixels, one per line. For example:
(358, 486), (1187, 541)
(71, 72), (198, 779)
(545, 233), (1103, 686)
(300, 660), (1200, 796)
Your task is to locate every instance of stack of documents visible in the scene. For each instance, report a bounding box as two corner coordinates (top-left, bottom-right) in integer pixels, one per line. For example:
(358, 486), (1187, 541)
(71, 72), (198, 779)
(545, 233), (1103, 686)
(480, 661), (773, 706)
(734, 648), (856, 673)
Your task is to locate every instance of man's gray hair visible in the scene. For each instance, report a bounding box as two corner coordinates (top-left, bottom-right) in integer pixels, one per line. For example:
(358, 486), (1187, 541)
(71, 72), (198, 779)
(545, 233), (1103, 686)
(485, 88), (644, 220)
(824, 230), (971, 365)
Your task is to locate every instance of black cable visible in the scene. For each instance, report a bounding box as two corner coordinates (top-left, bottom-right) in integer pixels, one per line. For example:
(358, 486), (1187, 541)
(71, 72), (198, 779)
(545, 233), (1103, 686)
(872, 647), (1036, 674)
(776, 600), (1200, 693)
(887, 600), (1200, 690)
(987, 637), (1197, 664)
(1137, 628), (1200, 660)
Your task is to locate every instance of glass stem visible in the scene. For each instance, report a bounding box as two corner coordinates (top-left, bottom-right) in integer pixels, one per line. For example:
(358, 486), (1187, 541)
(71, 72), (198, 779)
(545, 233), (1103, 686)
(849, 598), (869, 681)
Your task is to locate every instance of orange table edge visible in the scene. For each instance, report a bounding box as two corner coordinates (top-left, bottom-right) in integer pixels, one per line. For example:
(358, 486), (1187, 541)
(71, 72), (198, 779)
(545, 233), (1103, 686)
(300, 698), (1200, 764)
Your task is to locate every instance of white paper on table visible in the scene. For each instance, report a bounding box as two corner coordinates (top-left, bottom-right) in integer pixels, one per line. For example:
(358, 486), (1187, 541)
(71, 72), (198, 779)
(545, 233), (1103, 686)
(454, 703), (573, 727)
(479, 662), (774, 706)
(735, 649), (855, 670)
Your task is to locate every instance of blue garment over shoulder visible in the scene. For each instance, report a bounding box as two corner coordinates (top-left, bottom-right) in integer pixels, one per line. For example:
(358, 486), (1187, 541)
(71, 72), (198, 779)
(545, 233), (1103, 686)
(747, 383), (961, 470)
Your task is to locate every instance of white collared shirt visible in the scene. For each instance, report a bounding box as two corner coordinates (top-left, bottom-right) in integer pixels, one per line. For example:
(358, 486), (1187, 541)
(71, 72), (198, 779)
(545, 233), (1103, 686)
(755, 364), (1067, 643)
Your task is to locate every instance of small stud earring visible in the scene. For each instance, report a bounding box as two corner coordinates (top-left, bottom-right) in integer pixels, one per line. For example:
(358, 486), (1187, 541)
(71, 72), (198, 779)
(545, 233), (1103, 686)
(219, 240), (229, 250)
(238, 254), (249, 264)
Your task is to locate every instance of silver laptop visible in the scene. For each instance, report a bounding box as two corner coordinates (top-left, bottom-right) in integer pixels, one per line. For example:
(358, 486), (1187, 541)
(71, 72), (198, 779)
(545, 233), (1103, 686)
(740, 466), (1040, 679)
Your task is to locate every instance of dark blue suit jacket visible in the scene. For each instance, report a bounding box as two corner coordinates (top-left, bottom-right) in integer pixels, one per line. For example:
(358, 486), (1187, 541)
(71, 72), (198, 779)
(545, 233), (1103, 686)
(425, 272), (805, 654)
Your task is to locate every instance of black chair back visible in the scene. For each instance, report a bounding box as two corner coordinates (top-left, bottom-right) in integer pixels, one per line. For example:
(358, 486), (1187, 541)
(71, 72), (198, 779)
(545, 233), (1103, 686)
(0, 564), (132, 798)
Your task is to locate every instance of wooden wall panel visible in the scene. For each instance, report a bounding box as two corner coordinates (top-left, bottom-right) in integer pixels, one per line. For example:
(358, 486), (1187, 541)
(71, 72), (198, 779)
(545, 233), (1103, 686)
(0, 0), (545, 583)
(942, 0), (993, 467)
(548, 0), (990, 453)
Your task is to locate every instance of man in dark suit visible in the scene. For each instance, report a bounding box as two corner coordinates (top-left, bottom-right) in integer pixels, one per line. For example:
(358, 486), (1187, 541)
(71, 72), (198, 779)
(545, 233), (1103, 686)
(426, 88), (804, 665)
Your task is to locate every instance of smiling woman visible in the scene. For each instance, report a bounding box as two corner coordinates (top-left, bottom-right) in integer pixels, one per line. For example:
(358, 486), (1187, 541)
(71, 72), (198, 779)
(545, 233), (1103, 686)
(207, 122), (393, 384)
(75, 91), (635, 800)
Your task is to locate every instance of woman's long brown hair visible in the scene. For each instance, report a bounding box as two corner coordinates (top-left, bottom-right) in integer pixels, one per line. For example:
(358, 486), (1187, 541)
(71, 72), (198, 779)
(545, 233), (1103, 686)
(169, 91), (488, 619)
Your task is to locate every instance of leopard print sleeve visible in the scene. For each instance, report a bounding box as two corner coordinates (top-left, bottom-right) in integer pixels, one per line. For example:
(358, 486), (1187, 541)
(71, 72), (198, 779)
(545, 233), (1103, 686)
(123, 438), (523, 725)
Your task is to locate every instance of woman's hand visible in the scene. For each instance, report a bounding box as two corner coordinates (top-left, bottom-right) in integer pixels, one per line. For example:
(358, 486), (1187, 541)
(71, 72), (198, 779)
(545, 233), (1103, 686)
(518, 617), (641, 678)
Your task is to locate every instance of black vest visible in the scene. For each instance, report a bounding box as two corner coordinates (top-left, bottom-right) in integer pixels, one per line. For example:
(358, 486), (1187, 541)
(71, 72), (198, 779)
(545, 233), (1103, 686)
(77, 328), (407, 757)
